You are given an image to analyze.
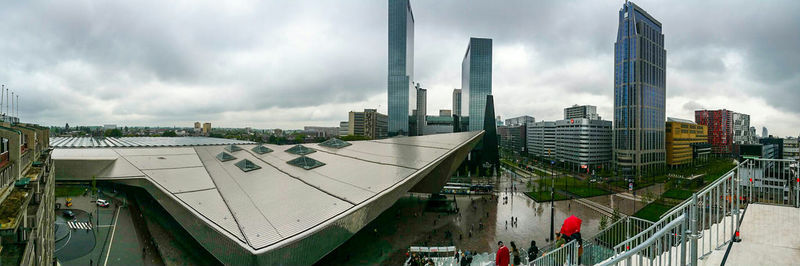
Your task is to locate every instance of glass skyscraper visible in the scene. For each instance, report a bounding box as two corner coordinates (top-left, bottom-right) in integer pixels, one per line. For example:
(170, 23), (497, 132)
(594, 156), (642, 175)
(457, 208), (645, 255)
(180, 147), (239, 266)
(388, 0), (415, 136)
(613, 2), (666, 177)
(461, 37), (492, 131)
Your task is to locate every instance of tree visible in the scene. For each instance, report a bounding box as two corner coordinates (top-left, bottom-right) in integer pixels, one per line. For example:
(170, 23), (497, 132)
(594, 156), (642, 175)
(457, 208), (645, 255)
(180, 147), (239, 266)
(162, 131), (177, 137)
(104, 129), (122, 138)
(598, 215), (609, 231)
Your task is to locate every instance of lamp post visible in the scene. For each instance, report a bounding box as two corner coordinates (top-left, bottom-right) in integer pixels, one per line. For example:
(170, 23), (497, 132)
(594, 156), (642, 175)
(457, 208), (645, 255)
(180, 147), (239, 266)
(549, 159), (555, 242)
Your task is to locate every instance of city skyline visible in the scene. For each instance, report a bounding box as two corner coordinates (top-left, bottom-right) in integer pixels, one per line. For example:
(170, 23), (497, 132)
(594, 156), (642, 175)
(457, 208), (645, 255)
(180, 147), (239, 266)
(1, 0), (798, 136)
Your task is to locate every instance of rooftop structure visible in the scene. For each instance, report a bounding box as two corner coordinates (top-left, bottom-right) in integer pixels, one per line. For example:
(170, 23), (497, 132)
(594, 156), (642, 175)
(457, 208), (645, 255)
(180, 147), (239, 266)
(50, 137), (253, 148)
(51, 131), (483, 265)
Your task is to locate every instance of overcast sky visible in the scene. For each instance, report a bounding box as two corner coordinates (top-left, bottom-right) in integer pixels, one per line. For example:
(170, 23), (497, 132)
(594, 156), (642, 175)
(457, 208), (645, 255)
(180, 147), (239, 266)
(1, 0), (798, 136)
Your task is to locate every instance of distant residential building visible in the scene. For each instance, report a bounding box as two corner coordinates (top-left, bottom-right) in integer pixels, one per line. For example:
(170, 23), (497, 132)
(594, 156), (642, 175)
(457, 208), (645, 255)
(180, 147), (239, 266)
(564, 105), (600, 120)
(303, 126), (339, 138)
(387, 0), (415, 136)
(555, 118), (613, 171)
(338, 121), (349, 136)
(452, 89), (462, 117)
(415, 84), (427, 136)
(348, 109), (388, 139)
(732, 112), (752, 144)
(439, 109), (451, 117)
(695, 109), (751, 154)
(614, 2), (666, 176)
(194, 122), (201, 133)
(462, 37), (493, 131)
(665, 117), (709, 167)
(527, 121), (557, 158)
(202, 123), (211, 134)
(762, 127), (768, 138)
(749, 127), (758, 143)
(783, 137), (799, 161)
(505, 116), (535, 127)
(103, 124), (117, 130)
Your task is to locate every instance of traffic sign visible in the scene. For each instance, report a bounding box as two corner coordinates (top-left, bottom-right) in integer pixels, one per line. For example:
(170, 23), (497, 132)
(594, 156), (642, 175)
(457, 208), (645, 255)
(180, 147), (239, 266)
(628, 183), (633, 191)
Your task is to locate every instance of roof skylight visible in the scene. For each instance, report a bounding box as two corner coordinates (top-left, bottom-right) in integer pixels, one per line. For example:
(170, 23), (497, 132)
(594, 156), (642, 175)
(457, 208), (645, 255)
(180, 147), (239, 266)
(251, 145), (273, 155)
(216, 152), (236, 162)
(319, 138), (351, 149)
(225, 144), (243, 152)
(285, 144), (315, 155)
(234, 159), (261, 172)
(287, 155), (325, 170)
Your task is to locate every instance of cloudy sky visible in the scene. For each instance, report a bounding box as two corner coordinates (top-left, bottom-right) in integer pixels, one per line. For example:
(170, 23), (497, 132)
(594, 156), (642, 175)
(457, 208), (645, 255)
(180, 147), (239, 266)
(1, 0), (798, 136)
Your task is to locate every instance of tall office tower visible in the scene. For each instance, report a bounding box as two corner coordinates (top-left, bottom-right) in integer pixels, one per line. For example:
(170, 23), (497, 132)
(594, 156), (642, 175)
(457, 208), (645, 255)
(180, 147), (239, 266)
(564, 104), (600, 120)
(613, 2), (666, 177)
(452, 89), (462, 116)
(461, 37), (493, 131)
(388, 0), (415, 136)
(415, 84), (427, 136)
(762, 127), (768, 138)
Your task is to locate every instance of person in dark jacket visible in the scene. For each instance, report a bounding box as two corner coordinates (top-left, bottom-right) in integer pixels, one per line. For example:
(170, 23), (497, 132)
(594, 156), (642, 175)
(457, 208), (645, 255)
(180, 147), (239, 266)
(528, 240), (539, 262)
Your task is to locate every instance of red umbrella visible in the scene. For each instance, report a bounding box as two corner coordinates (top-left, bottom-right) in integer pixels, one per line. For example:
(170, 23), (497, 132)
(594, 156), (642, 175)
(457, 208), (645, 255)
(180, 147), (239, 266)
(559, 215), (582, 237)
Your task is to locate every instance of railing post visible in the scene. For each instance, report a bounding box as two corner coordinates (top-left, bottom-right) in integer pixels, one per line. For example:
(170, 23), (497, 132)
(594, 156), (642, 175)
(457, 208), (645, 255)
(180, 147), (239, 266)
(734, 165), (741, 243)
(689, 193), (699, 266)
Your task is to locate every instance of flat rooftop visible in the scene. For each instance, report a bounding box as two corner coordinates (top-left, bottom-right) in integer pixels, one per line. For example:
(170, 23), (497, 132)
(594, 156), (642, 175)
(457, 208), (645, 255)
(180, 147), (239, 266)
(50, 136), (254, 148)
(702, 204), (800, 265)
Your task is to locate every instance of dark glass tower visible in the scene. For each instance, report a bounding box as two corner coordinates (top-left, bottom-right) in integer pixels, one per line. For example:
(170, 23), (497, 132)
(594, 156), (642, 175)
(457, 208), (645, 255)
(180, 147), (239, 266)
(388, 0), (415, 136)
(462, 38), (493, 131)
(613, 2), (666, 177)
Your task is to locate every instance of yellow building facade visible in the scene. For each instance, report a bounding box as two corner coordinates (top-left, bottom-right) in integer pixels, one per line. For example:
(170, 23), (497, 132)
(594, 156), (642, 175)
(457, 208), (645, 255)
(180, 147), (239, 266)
(666, 118), (708, 166)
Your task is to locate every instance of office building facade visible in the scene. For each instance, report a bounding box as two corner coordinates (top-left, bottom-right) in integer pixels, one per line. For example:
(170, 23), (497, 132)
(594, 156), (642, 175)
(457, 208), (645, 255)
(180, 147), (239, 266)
(439, 109), (451, 117)
(555, 118), (613, 171)
(762, 127), (768, 138)
(613, 2), (666, 176)
(665, 117), (708, 166)
(783, 137), (799, 161)
(498, 125), (527, 154)
(527, 121), (557, 158)
(461, 38), (493, 131)
(565, 105), (600, 120)
(452, 89), (462, 117)
(732, 112), (752, 145)
(387, 0), (415, 136)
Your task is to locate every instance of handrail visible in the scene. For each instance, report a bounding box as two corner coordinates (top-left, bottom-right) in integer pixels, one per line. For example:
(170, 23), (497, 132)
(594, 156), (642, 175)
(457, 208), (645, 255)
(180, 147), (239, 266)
(661, 164), (739, 219)
(601, 214), (687, 265)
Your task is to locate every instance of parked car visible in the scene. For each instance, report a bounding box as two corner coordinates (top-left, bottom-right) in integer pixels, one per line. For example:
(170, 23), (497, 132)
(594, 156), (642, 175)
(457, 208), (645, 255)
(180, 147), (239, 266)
(62, 210), (75, 218)
(96, 199), (110, 207)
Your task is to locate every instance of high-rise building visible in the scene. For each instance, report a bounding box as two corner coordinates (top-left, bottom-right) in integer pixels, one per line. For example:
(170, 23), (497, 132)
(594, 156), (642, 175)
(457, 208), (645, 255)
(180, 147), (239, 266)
(348, 109), (388, 139)
(665, 117), (709, 166)
(564, 105), (600, 120)
(415, 84), (427, 136)
(387, 0), (415, 136)
(613, 2), (666, 176)
(762, 127), (768, 138)
(461, 37), (493, 131)
(338, 121), (349, 136)
(499, 116), (534, 155)
(749, 127), (758, 143)
(452, 89), (462, 117)
(695, 109), (751, 154)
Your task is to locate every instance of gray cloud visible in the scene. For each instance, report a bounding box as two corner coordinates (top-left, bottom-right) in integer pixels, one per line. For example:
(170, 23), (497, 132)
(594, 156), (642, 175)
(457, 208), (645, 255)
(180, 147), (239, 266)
(0, 0), (798, 136)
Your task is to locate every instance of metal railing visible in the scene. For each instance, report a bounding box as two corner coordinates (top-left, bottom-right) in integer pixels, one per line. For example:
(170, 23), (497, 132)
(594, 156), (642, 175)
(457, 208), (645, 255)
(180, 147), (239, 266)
(599, 158), (799, 265)
(530, 239), (579, 266)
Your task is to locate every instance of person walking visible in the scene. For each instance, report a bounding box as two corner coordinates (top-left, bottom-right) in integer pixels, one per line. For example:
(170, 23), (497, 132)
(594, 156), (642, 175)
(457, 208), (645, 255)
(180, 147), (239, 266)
(495, 241), (510, 266)
(510, 241), (521, 266)
(528, 240), (539, 262)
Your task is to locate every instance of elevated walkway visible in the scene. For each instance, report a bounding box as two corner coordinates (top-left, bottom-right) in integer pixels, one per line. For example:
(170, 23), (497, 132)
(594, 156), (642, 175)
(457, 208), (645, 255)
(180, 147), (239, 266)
(702, 204), (800, 266)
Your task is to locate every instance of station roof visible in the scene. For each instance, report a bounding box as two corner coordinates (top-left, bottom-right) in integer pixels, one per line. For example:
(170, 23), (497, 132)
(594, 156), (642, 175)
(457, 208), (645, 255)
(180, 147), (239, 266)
(50, 136), (254, 148)
(51, 132), (482, 255)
